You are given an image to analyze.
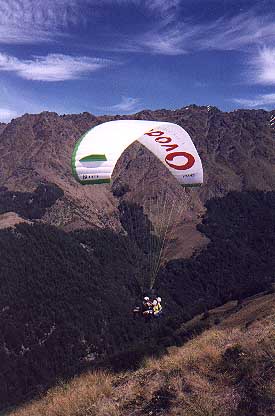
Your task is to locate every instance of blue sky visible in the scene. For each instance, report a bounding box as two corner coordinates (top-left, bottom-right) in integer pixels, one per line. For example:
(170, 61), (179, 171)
(1, 0), (275, 121)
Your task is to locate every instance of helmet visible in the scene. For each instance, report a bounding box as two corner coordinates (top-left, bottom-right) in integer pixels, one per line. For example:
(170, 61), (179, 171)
(153, 300), (158, 306)
(144, 297), (149, 301)
(157, 297), (161, 303)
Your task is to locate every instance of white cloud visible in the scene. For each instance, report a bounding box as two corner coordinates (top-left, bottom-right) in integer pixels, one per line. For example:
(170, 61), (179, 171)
(98, 96), (141, 113)
(0, 108), (17, 122)
(233, 93), (275, 108)
(251, 47), (275, 85)
(0, 53), (113, 81)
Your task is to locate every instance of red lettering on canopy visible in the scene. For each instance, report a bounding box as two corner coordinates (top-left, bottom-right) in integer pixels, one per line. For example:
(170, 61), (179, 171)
(145, 129), (196, 171)
(146, 130), (164, 137)
(165, 152), (195, 170)
(155, 136), (172, 144)
(161, 144), (178, 152)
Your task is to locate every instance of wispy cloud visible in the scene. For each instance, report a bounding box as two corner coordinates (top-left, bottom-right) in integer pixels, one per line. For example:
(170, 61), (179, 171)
(199, 12), (275, 51)
(0, 0), (180, 45)
(1, 2), (274, 57)
(114, 10), (275, 55)
(136, 27), (189, 55)
(0, 53), (113, 81)
(145, 0), (180, 20)
(233, 93), (275, 108)
(103, 0), (180, 19)
(0, 108), (17, 122)
(98, 96), (141, 113)
(0, 0), (84, 44)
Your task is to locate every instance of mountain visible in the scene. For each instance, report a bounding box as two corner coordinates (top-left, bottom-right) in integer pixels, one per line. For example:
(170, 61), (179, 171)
(0, 106), (274, 410)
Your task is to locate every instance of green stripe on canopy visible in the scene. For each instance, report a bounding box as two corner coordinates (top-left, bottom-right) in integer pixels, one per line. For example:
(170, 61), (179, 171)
(79, 178), (111, 185)
(80, 154), (107, 162)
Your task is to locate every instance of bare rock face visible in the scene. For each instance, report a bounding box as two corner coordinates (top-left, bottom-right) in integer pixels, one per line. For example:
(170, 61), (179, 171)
(0, 212), (31, 229)
(0, 106), (274, 260)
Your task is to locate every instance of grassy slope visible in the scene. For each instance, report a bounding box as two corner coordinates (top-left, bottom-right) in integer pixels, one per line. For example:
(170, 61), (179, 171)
(9, 292), (275, 416)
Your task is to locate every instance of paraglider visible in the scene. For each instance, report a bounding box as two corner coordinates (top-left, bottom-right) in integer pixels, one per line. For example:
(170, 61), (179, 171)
(72, 119), (203, 314)
(133, 295), (162, 320)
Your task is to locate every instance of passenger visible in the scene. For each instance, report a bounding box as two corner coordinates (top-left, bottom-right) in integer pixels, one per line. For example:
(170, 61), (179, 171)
(153, 297), (162, 317)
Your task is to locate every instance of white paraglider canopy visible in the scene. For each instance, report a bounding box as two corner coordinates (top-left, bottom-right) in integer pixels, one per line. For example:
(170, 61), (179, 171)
(72, 120), (203, 187)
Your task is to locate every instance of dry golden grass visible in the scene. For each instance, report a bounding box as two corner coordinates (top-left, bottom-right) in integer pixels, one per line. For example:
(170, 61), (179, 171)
(9, 293), (275, 416)
(9, 372), (117, 416)
(220, 292), (275, 328)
